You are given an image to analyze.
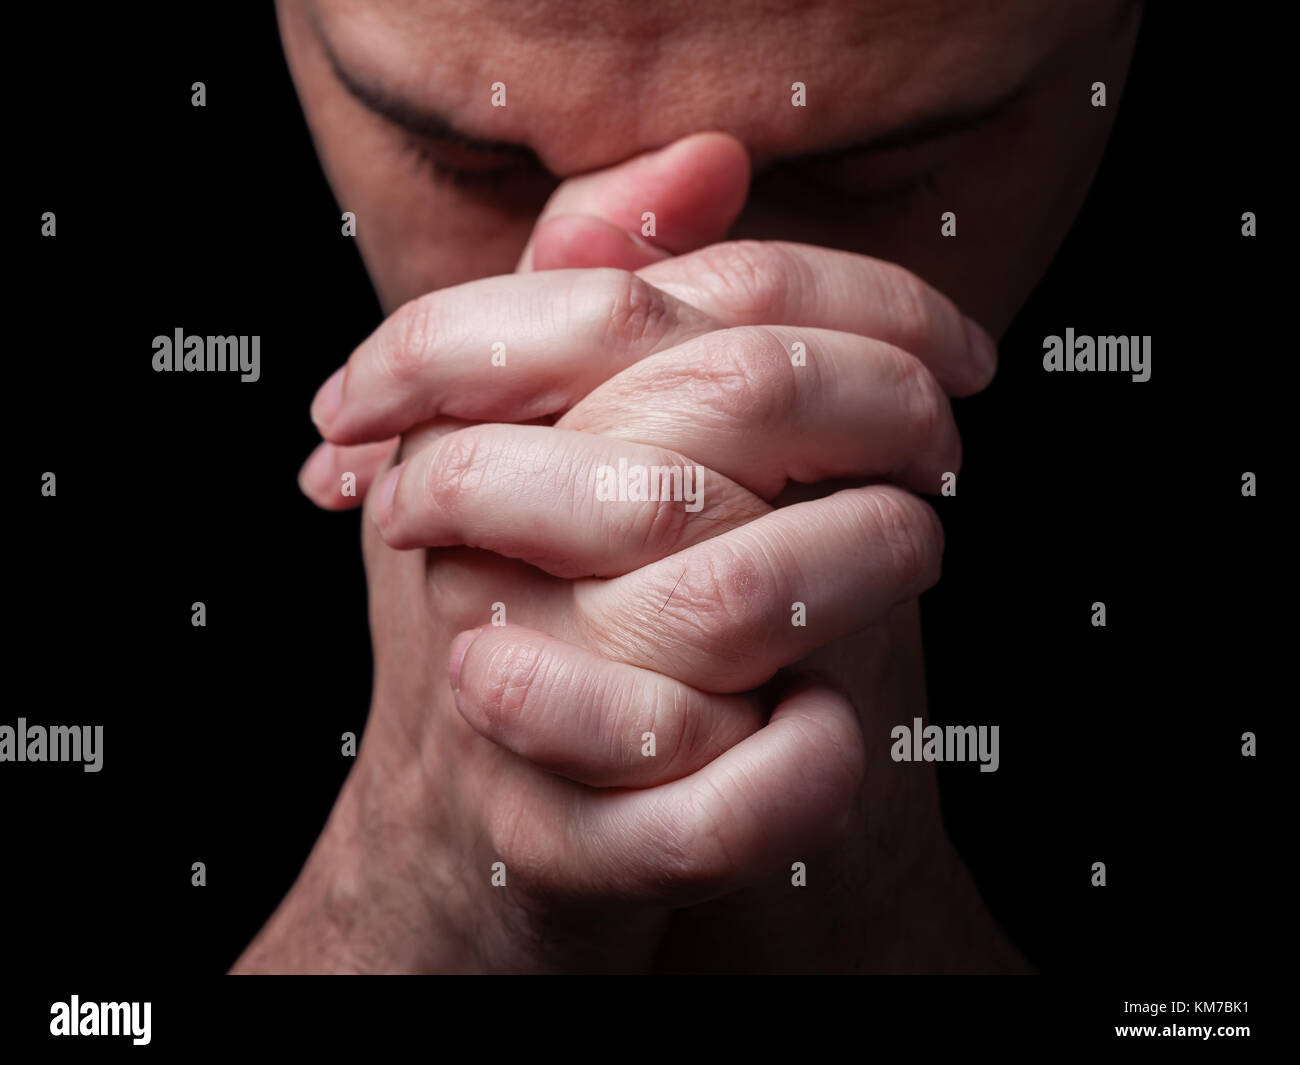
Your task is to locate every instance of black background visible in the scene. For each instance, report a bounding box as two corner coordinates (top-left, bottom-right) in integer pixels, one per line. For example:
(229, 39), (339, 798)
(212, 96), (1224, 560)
(9, 0), (1281, 1002)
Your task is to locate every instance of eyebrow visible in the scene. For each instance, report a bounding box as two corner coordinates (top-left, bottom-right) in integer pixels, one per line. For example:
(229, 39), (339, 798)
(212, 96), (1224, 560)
(324, 33), (1023, 175)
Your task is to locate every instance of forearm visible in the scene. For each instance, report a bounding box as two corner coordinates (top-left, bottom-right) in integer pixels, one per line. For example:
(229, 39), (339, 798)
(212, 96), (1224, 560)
(232, 699), (673, 974)
(231, 756), (472, 974)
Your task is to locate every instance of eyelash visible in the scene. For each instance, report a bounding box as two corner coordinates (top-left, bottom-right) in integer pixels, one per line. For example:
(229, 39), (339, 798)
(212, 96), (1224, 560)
(882, 170), (941, 204)
(399, 132), (533, 190)
(778, 126), (965, 206)
(776, 162), (939, 207)
(401, 127), (943, 205)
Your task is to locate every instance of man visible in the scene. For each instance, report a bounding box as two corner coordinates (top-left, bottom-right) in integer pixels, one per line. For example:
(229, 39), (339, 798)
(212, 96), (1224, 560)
(234, 0), (1142, 972)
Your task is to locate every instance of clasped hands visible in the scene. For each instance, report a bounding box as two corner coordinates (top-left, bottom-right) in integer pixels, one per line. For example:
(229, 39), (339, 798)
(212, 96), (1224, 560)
(248, 132), (1017, 974)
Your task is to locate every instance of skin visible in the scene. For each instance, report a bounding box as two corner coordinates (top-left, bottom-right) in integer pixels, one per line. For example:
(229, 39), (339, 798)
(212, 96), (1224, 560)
(235, 0), (1142, 972)
(279, 0), (1139, 330)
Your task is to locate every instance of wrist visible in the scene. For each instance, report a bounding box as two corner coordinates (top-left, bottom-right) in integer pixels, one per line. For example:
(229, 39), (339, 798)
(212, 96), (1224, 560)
(231, 741), (475, 973)
(874, 832), (1033, 974)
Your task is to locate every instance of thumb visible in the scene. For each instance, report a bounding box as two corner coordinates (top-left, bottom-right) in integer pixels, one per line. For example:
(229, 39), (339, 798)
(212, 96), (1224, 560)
(518, 131), (750, 272)
(302, 134), (749, 511)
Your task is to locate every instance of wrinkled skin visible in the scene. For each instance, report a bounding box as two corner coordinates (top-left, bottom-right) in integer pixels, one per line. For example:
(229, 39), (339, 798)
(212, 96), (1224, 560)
(233, 0), (1141, 972)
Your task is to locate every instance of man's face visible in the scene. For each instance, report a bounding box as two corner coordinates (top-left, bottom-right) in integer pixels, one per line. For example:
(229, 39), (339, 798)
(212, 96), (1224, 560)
(279, 0), (1140, 335)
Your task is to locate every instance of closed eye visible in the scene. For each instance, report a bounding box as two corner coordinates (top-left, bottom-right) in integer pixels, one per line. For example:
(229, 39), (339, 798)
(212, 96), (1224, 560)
(775, 142), (953, 203)
(399, 131), (544, 187)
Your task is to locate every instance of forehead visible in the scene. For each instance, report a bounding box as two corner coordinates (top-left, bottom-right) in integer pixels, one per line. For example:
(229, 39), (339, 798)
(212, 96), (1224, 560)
(309, 0), (1093, 173)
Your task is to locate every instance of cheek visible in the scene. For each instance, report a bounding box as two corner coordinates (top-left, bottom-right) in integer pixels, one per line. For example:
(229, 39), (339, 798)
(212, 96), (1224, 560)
(735, 139), (1096, 339)
(324, 141), (552, 312)
(733, 44), (1131, 336)
(280, 5), (552, 310)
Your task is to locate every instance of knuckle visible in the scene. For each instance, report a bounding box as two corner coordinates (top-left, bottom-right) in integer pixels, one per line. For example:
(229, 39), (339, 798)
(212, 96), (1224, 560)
(655, 785), (735, 897)
(688, 327), (797, 426)
(690, 241), (792, 322)
(892, 349), (948, 449)
(379, 296), (439, 385)
(573, 546), (780, 690)
(645, 681), (692, 773)
(831, 723), (868, 800)
(860, 488), (944, 591)
(624, 473), (692, 560)
(424, 430), (486, 516)
(595, 269), (675, 352)
(593, 672), (645, 773)
(672, 544), (775, 656)
(881, 265), (937, 349)
(794, 704), (866, 802)
(470, 636), (546, 741)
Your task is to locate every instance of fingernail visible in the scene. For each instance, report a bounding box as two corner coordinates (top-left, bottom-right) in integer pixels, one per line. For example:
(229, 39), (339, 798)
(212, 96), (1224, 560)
(311, 367), (346, 429)
(449, 628), (484, 691)
(297, 443), (332, 494)
(373, 465), (401, 528)
(964, 317), (998, 380)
